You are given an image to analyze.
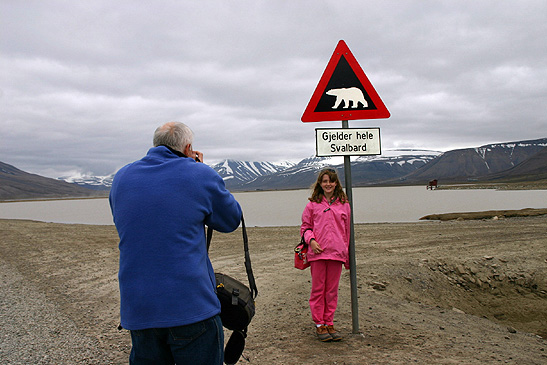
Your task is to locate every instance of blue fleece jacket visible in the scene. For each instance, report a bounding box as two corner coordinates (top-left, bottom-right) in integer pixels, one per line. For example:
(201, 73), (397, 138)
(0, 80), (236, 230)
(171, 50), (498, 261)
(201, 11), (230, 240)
(109, 146), (242, 330)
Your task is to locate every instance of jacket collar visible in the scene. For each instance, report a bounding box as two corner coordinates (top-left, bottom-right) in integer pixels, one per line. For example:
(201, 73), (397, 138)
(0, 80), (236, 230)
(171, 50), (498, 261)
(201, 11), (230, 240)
(158, 145), (186, 158)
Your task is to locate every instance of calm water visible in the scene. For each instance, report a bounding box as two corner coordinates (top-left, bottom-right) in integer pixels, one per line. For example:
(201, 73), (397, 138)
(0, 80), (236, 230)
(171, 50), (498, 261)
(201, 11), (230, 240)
(0, 186), (546, 227)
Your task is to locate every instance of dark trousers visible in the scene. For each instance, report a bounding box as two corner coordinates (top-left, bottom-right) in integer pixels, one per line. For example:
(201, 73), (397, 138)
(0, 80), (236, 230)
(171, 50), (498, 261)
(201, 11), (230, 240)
(129, 315), (223, 365)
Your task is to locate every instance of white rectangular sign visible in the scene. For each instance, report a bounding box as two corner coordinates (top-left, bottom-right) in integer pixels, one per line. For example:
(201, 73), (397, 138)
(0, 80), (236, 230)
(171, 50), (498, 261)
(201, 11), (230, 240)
(315, 128), (381, 157)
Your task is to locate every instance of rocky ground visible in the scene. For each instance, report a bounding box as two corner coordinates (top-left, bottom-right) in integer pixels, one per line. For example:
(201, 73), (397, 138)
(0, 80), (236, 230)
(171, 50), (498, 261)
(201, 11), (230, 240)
(1, 213), (546, 364)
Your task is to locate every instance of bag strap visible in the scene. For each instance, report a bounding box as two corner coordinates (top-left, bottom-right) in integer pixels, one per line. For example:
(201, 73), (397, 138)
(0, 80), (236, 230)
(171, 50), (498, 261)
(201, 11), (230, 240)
(206, 216), (258, 300)
(300, 228), (313, 245)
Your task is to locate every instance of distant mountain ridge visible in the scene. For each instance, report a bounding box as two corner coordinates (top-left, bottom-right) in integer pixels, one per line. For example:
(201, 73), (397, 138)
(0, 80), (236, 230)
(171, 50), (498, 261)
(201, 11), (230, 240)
(61, 150), (439, 191)
(398, 138), (547, 184)
(212, 159), (295, 184)
(0, 161), (105, 200)
(59, 173), (114, 191)
(219, 150), (440, 191)
(1, 138), (546, 200)
(482, 143), (547, 182)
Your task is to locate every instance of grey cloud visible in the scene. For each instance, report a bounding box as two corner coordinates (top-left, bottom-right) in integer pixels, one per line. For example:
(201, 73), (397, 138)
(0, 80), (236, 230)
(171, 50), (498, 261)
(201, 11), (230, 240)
(1, 1), (546, 178)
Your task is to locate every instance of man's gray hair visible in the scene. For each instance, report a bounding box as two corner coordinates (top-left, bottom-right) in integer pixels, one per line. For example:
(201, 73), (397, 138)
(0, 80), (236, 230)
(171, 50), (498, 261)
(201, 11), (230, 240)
(153, 122), (194, 153)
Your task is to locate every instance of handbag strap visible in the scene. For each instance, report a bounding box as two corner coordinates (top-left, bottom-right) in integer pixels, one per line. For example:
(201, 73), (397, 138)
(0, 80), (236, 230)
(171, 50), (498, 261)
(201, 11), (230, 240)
(300, 228), (313, 246)
(206, 216), (258, 300)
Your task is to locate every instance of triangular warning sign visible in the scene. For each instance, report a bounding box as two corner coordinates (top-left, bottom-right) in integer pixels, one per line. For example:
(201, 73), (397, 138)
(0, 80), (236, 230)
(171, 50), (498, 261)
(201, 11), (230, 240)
(301, 40), (390, 122)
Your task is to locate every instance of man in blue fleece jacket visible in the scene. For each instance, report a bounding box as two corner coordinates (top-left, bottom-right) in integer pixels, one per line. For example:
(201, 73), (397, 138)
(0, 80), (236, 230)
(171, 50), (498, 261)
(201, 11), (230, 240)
(109, 122), (242, 364)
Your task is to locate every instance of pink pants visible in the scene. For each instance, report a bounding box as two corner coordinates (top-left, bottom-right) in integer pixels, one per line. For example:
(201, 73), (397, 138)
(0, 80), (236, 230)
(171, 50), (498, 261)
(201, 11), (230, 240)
(309, 260), (343, 325)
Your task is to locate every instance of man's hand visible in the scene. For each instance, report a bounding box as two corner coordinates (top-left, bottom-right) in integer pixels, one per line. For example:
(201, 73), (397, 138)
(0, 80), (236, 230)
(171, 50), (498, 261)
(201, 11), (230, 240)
(184, 144), (203, 162)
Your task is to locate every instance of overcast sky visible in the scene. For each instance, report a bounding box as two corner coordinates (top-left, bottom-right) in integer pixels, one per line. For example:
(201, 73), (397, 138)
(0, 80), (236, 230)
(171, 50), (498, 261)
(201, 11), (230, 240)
(1, 1), (546, 178)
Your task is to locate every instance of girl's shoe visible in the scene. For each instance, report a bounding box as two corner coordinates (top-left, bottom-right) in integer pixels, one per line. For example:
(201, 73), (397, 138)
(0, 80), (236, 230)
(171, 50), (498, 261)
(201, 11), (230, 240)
(326, 325), (342, 341)
(316, 325), (332, 342)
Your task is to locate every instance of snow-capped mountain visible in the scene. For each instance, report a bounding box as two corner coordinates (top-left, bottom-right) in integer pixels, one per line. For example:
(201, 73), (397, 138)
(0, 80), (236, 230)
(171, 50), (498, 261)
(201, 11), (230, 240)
(0, 161), (105, 201)
(224, 149), (441, 191)
(211, 159), (295, 183)
(58, 173), (115, 190)
(51, 139), (547, 192)
(401, 138), (547, 183)
(55, 150), (439, 192)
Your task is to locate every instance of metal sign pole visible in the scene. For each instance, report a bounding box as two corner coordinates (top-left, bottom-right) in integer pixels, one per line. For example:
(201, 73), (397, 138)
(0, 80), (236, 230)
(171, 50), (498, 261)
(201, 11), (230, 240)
(342, 120), (359, 334)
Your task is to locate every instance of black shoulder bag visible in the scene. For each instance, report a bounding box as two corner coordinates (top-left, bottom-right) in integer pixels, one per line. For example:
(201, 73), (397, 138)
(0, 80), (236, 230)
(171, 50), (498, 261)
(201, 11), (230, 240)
(207, 216), (258, 365)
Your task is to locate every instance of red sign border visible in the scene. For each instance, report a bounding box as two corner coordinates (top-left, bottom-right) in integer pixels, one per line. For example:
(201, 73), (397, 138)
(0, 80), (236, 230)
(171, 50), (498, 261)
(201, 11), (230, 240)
(301, 40), (390, 123)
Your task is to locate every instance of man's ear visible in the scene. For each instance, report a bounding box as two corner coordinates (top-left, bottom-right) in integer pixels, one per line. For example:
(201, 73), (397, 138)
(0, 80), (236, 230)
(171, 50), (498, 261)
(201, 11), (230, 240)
(183, 144), (192, 157)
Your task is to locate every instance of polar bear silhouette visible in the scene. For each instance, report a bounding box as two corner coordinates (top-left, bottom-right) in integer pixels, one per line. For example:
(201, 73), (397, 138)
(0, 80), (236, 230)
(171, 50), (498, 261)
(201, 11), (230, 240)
(326, 87), (368, 109)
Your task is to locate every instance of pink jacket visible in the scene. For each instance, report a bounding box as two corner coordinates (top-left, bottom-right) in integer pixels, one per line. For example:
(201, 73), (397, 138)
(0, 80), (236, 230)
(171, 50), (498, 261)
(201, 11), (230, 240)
(300, 197), (351, 267)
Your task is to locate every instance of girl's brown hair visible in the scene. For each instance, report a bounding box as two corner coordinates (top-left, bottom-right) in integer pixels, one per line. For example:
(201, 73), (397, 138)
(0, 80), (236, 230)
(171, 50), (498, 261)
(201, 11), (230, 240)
(309, 168), (348, 204)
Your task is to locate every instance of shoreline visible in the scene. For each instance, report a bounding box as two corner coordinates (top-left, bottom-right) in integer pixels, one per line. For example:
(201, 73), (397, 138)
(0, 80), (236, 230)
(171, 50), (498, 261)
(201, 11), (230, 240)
(0, 195), (109, 204)
(2, 180), (547, 204)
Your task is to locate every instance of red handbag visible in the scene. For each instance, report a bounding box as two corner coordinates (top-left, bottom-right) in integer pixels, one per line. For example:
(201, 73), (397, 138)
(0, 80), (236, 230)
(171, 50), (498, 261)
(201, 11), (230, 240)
(294, 229), (311, 270)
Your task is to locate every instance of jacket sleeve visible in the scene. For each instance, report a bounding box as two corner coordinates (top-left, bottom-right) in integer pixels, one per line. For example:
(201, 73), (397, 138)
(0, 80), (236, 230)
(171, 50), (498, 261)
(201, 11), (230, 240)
(344, 203), (351, 269)
(300, 202), (315, 244)
(345, 203), (351, 245)
(203, 167), (242, 233)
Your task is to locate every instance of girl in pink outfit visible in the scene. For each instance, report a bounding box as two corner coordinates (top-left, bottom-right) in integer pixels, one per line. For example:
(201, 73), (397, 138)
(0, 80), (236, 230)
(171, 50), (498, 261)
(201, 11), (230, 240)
(300, 168), (351, 342)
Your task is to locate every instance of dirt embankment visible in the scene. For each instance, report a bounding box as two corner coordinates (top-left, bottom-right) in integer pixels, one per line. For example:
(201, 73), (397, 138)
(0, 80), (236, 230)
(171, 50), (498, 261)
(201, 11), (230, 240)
(420, 207), (547, 221)
(1, 215), (546, 364)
